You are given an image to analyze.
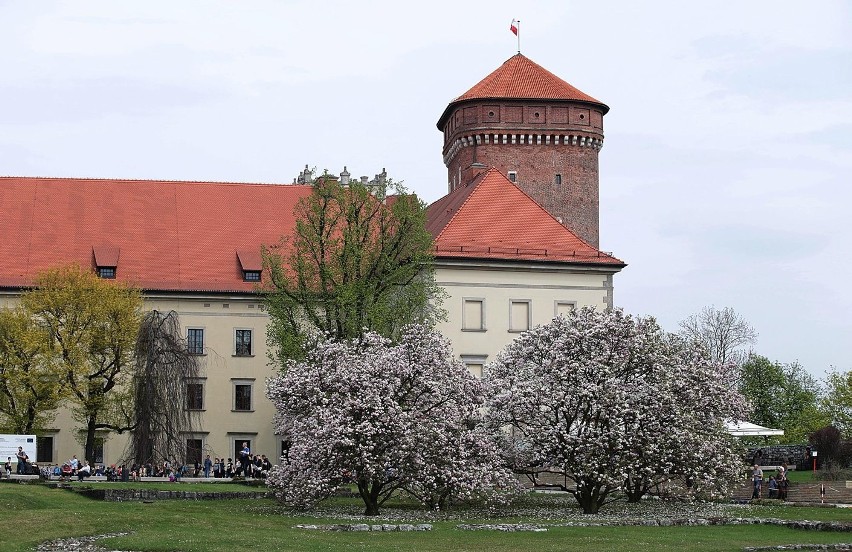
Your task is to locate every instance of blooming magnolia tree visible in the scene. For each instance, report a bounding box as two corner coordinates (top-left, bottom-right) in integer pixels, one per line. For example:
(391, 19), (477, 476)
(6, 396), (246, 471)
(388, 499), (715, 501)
(265, 324), (518, 515)
(485, 307), (747, 514)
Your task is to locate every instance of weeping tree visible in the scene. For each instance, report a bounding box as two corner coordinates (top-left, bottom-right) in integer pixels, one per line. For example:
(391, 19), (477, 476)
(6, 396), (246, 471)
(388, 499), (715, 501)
(128, 310), (200, 466)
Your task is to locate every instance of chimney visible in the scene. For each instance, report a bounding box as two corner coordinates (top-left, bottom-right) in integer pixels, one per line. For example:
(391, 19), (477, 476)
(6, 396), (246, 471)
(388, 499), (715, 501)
(461, 162), (487, 184)
(340, 166), (351, 186)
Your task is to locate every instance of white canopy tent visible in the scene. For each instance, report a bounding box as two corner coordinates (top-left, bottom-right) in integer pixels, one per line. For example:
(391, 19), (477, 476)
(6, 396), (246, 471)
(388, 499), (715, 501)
(725, 420), (784, 437)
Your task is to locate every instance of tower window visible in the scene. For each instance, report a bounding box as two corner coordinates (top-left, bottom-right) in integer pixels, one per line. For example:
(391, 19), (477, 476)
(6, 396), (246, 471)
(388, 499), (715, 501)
(555, 174), (562, 187)
(507, 171), (517, 183)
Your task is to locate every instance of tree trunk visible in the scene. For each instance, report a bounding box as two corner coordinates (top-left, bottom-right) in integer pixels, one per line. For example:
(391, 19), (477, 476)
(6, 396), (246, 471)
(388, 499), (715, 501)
(357, 479), (382, 516)
(84, 416), (97, 464)
(575, 481), (607, 514)
(624, 476), (648, 503)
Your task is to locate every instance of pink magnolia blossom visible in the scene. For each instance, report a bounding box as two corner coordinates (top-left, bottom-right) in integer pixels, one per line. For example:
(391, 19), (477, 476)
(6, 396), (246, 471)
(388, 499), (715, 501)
(485, 307), (748, 514)
(266, 324), (519, 515)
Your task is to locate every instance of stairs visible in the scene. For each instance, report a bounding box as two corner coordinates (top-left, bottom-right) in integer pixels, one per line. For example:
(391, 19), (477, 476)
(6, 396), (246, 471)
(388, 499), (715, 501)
(732, 480), (852, 504)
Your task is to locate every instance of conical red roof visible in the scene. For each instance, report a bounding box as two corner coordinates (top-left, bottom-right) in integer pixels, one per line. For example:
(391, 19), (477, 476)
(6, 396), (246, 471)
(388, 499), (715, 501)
(438, 54), (608, 129)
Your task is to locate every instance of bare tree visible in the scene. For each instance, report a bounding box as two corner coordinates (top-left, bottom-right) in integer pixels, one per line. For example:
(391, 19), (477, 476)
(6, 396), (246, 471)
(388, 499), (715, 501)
(679, 306), (757, 366)
(127, 310), (200, 466)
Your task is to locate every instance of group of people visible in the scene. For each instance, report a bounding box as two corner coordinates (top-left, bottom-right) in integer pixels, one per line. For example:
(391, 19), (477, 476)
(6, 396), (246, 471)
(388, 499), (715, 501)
(751, 463), (790, 500)
(202, 446), (273, 479)
(5, 443), (275, 482)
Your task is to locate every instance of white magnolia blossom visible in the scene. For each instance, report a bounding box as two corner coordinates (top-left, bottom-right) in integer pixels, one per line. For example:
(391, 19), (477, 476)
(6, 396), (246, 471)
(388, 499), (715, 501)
(266, 324), (519, 515)
(485, 307), (747, 514)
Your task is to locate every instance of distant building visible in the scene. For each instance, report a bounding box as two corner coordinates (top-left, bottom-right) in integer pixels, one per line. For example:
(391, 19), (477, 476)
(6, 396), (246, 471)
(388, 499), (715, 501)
(0, 54), (623, 466)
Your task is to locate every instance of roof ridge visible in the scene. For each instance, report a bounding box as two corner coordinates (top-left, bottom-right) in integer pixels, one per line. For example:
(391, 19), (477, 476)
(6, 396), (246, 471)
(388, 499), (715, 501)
(0, 175), (312, 188)
(431, 170), (494, 242)
(503, 176), (615, 256)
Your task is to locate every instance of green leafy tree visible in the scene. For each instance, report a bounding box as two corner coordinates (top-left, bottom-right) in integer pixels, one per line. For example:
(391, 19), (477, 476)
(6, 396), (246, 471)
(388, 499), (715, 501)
(739, 355), (785, 429)
(21, 265), (142, 462)
(777, 362), (829, 443)
(0, 307), (66, 433)
(823, 369), (852, 436)
(739, 355), (828, 443)
(264, 173), (441, 362)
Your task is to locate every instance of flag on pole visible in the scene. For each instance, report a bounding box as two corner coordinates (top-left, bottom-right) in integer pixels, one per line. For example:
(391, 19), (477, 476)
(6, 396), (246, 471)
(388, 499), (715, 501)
(510, 19), (518, 36)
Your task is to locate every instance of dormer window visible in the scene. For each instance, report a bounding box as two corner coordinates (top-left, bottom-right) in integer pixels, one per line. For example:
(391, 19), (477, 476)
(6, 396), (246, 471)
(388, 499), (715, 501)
(236, 249), (262, 283)
(93, 245), (120, 280)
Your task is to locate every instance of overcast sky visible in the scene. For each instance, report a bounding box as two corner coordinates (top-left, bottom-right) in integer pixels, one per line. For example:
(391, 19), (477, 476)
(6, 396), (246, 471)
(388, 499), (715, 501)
(2, 1), (850, 378)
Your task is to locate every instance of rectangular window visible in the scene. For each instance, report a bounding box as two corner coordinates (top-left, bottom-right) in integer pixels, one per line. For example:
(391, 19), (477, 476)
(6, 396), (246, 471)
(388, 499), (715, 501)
(555, 174), (562, 187)
(510, 300), (531, 332)
(465, 363), (484, 379)
(462, 299), (485, 331)
(243, 270), (261, 282)
(187, 328), (204, 355)
(186, 439), (202, 465)
(97, 267), (116, 279)
(235, 329), (252, 356)
(186, 382), (204, 410)
(36, 436), (54, 463)
(235, 384), (252, 411)
(554, 301), (577, 319)
(507, 171), (517, 183)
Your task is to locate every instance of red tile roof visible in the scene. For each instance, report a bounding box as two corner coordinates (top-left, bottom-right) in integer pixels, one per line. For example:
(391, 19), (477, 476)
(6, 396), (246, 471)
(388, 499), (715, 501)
(0, 176), (312, 292)
(0, 172), (621, 293)
(438, 54), (608, 129)
(427, 168), (624, 267)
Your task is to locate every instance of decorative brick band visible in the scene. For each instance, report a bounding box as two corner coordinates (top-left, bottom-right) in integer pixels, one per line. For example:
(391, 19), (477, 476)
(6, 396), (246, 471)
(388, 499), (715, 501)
(443, 133), (603, 166)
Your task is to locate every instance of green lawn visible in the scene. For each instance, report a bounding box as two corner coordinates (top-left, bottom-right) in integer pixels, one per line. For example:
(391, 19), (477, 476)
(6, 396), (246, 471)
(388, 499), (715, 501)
(3, 482), (851, 552)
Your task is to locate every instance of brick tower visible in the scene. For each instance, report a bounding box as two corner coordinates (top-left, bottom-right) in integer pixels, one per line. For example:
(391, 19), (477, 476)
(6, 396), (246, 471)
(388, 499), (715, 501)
(437, 54), (608, 248)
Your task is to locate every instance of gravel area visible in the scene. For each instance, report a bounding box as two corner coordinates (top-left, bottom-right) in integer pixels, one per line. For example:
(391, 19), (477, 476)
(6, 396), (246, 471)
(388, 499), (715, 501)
(35, 532), (131, 552)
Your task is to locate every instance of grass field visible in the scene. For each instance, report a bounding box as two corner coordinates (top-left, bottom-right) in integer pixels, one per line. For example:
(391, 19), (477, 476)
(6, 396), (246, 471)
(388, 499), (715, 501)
(3, 481), (851, 551)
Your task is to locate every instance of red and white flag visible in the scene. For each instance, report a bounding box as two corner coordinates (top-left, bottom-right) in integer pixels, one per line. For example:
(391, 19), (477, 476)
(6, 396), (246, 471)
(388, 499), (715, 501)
(510, 19), (518, 36)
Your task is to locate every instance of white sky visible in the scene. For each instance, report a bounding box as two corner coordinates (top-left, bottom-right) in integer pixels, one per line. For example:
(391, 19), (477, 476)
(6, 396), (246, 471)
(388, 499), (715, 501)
(2, 1), (850, 378)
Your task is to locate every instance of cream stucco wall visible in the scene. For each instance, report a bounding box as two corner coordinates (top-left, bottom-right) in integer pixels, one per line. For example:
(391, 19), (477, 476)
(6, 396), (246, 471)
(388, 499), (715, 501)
(434, 260), (617, 376)
(2, 258), (619, 467)
(1, 290), (281, 468)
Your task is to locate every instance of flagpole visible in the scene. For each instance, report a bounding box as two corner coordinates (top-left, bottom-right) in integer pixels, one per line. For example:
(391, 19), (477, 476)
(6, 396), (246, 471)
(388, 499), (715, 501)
(517, 20), (521, 53)
(510, 19), (521, 54)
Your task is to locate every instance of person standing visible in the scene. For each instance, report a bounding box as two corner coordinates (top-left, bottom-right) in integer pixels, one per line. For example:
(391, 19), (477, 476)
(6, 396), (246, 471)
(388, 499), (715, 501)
(203, 455), (213, 478)
(16, 446), (29, 475)
(239, 442), (251, 477)
(751, 464), (764, 499)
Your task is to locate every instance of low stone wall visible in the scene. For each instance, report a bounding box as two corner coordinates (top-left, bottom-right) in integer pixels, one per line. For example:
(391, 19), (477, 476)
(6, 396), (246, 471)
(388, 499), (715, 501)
(748, 445), (809, 469)
(79, 488), (270, 501)
(296, 523), (432, 532)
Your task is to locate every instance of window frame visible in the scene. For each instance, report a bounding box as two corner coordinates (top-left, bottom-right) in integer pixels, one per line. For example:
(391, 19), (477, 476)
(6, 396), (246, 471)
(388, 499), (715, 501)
(186, 328), (205, 355)
(509, 299), (532, 333)
(243, 270), (261, 282)
(185, 380), (205, 411)
(461, 297), (486, 332)
(232, 378), (255, 412)
(554, 300), (577, 319)
(460, 354), (488, 379)
(234, 328), (253, 357)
